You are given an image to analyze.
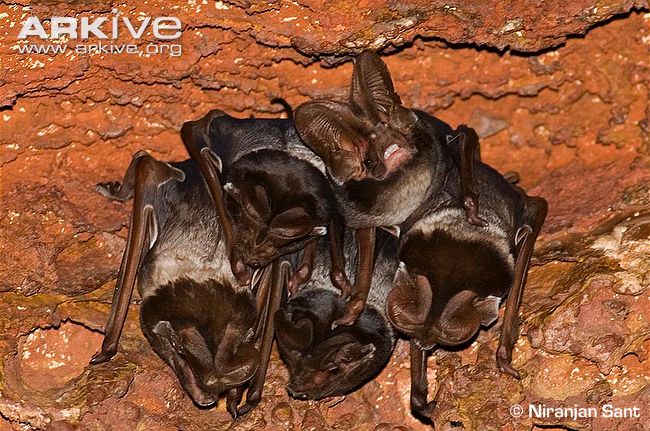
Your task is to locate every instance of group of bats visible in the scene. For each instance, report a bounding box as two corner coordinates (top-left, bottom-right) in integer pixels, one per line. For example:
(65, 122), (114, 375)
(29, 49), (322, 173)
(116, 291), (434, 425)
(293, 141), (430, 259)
(89, 51), (547, 423)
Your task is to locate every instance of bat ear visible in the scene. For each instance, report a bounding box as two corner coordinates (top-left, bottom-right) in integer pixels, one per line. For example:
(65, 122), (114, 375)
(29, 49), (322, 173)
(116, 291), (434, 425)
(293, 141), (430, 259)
(176, 326), (213, 371)
(474, 295), (501, 327)
(241, 184), (271, 221)
(149, 321), (215, 407)
(329, 149), (366, 183)
(270, 206), (315, 238)
(387, 263), (432, 335)
(295, 100), (366, 183)
(274, 310), (314, 352)
(437, 290), (482, 343)
(350, 51), (416, 129)
(209, 342), (259, 388)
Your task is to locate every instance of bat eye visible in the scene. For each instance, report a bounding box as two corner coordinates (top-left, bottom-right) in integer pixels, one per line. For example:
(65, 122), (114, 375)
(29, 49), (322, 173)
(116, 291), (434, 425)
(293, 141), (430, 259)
(363, 157), (372, 169)
(369, 132), (377, 140)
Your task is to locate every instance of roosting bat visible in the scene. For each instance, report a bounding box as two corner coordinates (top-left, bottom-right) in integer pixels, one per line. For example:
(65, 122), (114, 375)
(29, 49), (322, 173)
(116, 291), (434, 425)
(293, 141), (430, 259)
(275, 230), (397, 399)
(180, 102), (347, 293)
(294, 51), (484, 326)
(386, 127), (547, 422)
(90, 151), (286, 417)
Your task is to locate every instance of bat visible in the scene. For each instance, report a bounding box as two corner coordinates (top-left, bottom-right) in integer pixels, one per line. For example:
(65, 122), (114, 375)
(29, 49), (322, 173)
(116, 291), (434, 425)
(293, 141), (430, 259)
(274, 230), (397, 399)
(180, 102), (349, 294)
(294, 51), (485, 326)
(385, 127), (547, 422)
(90, 151), (286, 417)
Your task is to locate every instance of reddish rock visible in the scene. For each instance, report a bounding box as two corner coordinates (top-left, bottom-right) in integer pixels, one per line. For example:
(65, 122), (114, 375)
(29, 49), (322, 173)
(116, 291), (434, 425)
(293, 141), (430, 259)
(1, 1), (649, 430)
(18, 322), (103, 392)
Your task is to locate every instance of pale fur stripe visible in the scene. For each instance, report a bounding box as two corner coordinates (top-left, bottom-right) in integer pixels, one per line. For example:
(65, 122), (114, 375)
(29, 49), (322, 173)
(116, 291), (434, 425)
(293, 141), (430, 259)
(407, 208), (515, 270)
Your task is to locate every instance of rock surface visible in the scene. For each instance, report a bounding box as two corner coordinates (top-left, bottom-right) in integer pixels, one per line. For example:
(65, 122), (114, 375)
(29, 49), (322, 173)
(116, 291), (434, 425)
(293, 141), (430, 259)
(1, 1), (649, 430)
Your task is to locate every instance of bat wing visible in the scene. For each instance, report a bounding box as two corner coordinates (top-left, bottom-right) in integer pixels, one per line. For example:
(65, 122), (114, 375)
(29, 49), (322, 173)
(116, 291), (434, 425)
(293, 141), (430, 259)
(91, 154), (185, 364)
(236, 260), (290, 417)
(497, 194), (548, 379)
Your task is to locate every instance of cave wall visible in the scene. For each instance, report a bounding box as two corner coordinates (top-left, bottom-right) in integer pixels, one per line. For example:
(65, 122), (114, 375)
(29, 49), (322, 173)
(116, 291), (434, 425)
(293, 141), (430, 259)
(1, 1), (650, 430)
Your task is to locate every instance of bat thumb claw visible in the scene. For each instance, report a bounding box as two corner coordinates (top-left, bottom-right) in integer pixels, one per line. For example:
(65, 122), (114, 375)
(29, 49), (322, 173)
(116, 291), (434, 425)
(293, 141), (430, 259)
(90, 349), (115, 364)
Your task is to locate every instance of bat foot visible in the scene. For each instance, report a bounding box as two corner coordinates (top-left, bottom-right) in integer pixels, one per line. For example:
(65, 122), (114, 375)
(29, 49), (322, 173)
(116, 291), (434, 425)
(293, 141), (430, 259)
(226, 386), (244, 419)
(89, 348), (116, 364)
(235, 399), (259, 418)
(496, 347), (521, 379)
(95, 181), (131, 202)
(463, 195), (488, 227)
(411, 398), (436, 423)
(331, 269), (352, 298)
(497, 362), (521, 380)
(333, 297), (365, 327)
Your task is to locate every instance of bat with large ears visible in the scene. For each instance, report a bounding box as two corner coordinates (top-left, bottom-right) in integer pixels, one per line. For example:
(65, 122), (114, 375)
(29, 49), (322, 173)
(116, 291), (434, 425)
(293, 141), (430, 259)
(89, 152), (283, 417)
(294, 51), (485, 326)
(180, 102), (350, 296)
(386, 128), (547, 422)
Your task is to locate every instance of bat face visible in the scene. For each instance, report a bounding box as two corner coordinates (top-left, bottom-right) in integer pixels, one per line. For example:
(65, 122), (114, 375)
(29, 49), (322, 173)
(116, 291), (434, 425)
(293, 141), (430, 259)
(223, 152), (332, 268)
(387, 230), (513, 350)
(275, 290), (390, 400)
(224, 182), (322, 267)
(141, 278), (259, 406)
(295, 51), (419, 184)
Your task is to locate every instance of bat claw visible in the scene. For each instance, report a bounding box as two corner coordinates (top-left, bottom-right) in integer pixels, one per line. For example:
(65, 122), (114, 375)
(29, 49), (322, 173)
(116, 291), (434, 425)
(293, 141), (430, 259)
(411, 398), (436, 422)
(226, 386), (244, 419)
(333, 297), (365, 327)
(227, 402), (239, 420)
(503, 171), (520, 184)
(235, 400), (259, 418)
(331, 270), (352, 298)
(463, 195), (488, 227)
(89, 348), (115, 364)
(288, 265), (311, 296)
(95, 181), (130, 201)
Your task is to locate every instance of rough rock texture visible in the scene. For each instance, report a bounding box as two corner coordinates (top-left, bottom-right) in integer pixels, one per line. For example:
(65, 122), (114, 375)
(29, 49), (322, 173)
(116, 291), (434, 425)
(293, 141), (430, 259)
(1, 1), (650, 430)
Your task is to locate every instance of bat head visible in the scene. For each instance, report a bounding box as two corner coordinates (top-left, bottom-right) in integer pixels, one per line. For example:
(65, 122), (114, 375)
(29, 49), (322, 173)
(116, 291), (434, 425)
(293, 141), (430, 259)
(387, 229), (514, 350)
(275, 289), (391, 400)
(295, 51), (418, 184)
(224, 151), (333, 268)
(141, 278), (259, 406)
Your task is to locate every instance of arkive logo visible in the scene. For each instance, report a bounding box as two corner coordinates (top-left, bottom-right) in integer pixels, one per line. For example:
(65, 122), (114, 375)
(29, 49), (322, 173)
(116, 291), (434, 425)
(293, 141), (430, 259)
(15, 9), (183, 57)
